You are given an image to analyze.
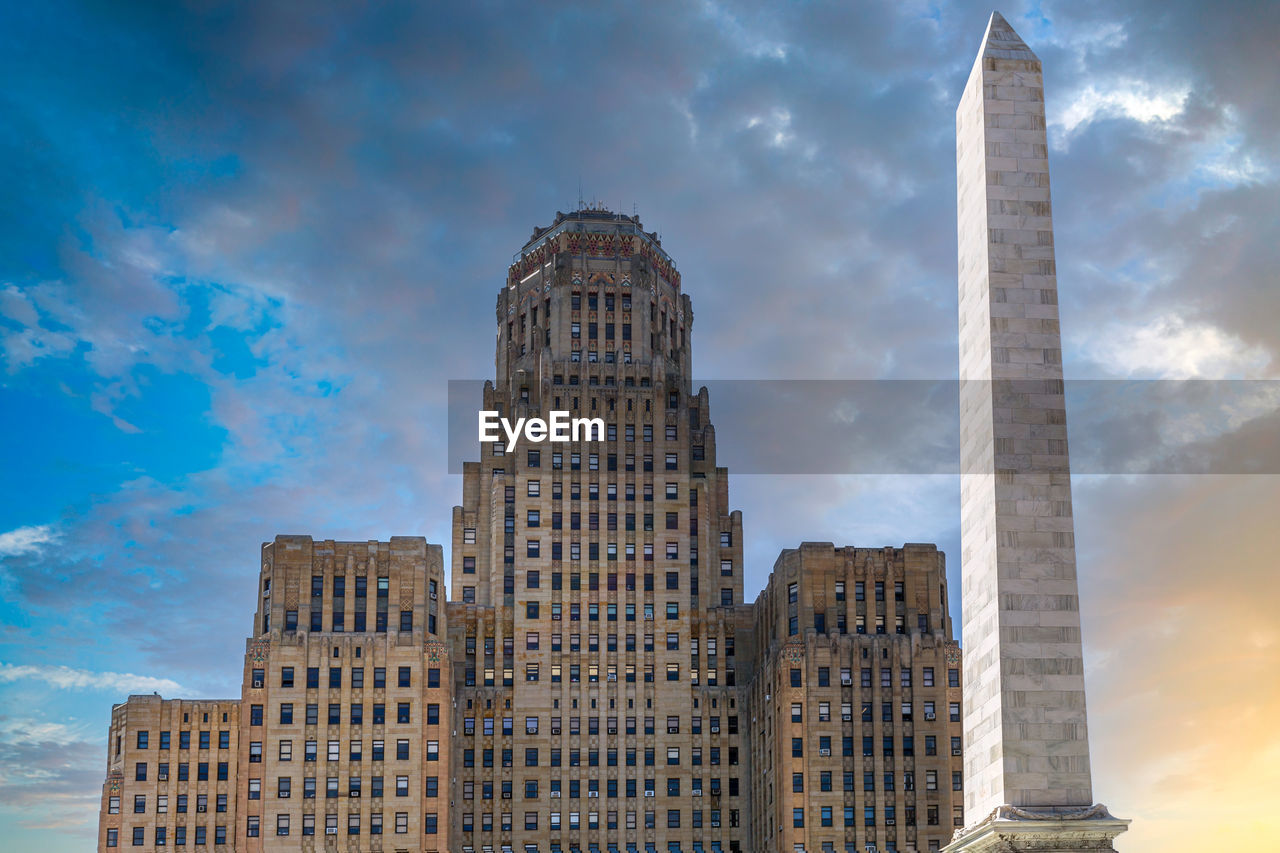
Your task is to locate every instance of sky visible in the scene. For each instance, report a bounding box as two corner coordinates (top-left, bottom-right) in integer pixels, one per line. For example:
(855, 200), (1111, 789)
(1, 0), (1278, 850)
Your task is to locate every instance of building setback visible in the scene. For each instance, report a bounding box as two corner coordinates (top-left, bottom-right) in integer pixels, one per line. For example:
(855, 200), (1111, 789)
(97, 209), (965, 853)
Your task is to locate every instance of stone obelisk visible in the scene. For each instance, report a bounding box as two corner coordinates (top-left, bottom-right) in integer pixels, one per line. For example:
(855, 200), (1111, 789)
(948, 12), (1128, 852)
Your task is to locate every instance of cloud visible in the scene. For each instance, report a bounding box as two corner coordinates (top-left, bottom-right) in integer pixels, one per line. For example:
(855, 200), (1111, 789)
(0, 525), (59, 558)
(1054, 80), (1190, 140)
(0, 664), (184, 696)
(1074, 314), (1271, 379)
(0, 723), (100, 834)
(0, 718), (94, 747)
(1075, 473), (1280, 851)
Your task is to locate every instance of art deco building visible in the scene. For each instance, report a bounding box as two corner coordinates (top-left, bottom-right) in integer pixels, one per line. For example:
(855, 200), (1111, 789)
(97, 208), (964, 853)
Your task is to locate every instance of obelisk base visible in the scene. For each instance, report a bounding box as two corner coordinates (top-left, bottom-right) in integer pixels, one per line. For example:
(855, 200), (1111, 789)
(944, 804), (1130, 853)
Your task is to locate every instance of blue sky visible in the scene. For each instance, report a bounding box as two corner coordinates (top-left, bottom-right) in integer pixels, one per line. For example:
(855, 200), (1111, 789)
(2, 2), (1279, 850)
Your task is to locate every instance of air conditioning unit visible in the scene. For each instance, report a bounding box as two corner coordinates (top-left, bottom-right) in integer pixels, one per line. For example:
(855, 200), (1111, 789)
(819, 748), (831, 756)
(887, 819), (896, 825)
(692, 789), (702, 797)
(841, 676), (853, 686)
(550, 791), (560, 798)
(925, 712), (936, 720)
(326, 826), (337, 834)
(644, 791), (655, 797)
(430, 591), (438, 600)
(608, 728), (617, 735)
(280, 792), (290, 798)
(158, 772), (168, 781)
(252, 680), (264, 688)
(588, 791), (599, 798)
(710, 726), (720, 733)
(350, 791), (360, 797)
(953, 748), (963, 756)
(197, 805), (207, 813)
(842, 714), (852, 721)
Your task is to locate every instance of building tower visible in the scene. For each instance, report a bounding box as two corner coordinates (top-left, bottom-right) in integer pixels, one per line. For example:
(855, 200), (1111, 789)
(950, 12), (1128, 852)
(745, 542), (964, 853)
(449, 208), (750, 851)
(236, 536), (452, 849)
(93, 205), (972, 853)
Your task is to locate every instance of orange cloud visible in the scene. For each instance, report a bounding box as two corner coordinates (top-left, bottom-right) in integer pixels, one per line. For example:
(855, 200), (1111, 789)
(1077, 474), (1280, 851)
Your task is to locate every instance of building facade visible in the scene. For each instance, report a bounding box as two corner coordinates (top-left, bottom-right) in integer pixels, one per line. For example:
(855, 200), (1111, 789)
(97, 209), (964, 853)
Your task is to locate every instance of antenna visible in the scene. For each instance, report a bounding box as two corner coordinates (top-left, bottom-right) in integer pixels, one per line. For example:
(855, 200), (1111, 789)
(577, 178), (584, 211)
